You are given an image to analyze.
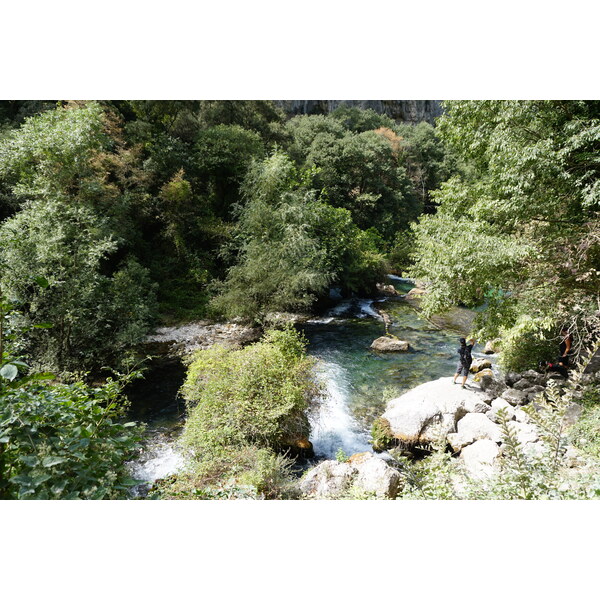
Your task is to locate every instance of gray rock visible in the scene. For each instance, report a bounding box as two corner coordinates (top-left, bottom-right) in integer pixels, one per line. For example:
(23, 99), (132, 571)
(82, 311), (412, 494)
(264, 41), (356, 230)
(513, 378), (535, 391)
(522, 386), (546, 401)
(460, 440), (500, 479)
(462, 396), (491, 414)
(514, 408), (530, 423)
(299, 453), (403, 499)
(299, 461), (357, 498)
(470, 358), (492, 373)
(479, 374), (507, 398)
(447, 413), (502, 452)
(487, 398), (516, 423)
(348, 452), (403, 498)
(564, 402), (584, 427)
(522, 370), (546, 386)
(505, 372), (522, 387)
(370, 336), (410, 353)
(511, 421), (539, 445)
(501, 388), (528, 406)
(381, 377), (489, 446)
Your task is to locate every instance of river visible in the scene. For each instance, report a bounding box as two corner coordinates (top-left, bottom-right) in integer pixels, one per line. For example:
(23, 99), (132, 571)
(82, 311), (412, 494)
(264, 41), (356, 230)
(126, 277), (491, 490)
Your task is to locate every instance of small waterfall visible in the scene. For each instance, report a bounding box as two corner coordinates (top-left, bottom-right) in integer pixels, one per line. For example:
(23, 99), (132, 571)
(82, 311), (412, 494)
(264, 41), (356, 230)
(310, 361), (372, 459)
(324, 297), (385, 321)
(127, 432), (185, 497)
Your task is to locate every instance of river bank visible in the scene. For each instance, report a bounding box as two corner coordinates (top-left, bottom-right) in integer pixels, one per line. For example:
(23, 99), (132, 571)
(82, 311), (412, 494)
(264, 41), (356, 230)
(125, 275), (599, 499)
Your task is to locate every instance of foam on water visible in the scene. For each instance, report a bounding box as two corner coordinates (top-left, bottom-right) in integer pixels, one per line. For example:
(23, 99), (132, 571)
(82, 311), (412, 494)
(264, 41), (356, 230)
(325, 298), (384, 321)
(310, 360), (372, 458)
(127, 433), (184, 496)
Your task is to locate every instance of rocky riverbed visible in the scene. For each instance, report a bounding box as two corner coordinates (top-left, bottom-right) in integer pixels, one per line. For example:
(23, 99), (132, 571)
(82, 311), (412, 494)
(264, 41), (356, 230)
(298, 367), (600, 499)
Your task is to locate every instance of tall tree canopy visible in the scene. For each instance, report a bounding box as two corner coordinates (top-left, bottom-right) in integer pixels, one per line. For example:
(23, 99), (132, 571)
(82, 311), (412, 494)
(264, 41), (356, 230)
(409, 100), (600, 369)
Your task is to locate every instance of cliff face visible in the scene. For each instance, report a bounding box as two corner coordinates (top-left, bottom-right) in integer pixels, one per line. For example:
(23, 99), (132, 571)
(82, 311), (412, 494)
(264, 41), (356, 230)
(275, 100), (443, 124)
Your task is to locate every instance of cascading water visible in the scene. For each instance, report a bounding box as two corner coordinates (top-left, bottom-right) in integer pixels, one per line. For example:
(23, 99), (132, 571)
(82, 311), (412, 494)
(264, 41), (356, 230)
(127, 431), (185, 497)
(127, 274), (492, 486)
(310, 360), (373, 458)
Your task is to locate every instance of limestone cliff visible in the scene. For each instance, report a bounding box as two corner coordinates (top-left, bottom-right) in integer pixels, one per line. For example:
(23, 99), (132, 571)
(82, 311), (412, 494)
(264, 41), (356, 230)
(274, 100), (443, 124)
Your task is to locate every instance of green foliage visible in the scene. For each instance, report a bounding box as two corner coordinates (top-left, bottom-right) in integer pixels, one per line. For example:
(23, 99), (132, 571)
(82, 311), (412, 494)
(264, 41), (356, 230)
(155, 445), (298, 500)
(195, 124), (266, 218)
(211, 151), (387, 320)
(181, 327), (320, 454)
(0, 378), (144, 499)
(0, 102), (107, 200)
(496, 315), (558, 372)
(236, 447), (298, 499)
(409, 101), (600, 368)
(197, 101), (287, 144)
(370, 417), (396, 452)
(161, 327), (318, 498)
(330, 106), (396, 132)
(335, 448), (349, 463)
(302, 128), (419, 238)
(0, 199), (156, 372)
(568, 385), (600, 459)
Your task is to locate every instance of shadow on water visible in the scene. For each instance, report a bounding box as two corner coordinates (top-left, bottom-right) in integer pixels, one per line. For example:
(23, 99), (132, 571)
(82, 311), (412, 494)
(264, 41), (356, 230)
(124, 355), (188, 495)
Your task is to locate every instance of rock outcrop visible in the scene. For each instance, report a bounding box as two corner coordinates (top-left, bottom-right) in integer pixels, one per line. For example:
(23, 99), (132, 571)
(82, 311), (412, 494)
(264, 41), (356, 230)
(470, 358), (492, 373)
(370, 336), (410, 353)
(145, 321), (261, 356)
(299, 452), (403, 499)
(274, 100), (443, 125)
(380, 378), (490, 446)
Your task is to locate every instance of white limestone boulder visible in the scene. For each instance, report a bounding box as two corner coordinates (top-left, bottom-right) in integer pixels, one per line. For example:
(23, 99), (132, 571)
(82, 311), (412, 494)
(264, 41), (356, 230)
(447, 412), (502, 452)
(299, 460), (357, 498)
(381, 377), (489, 446)
(348, 452), (403, 498)
(299, 453), (403, 499)
(460, 439), (500, 479)
(470, 358), (492, 373)
(370, 337), (410, 352)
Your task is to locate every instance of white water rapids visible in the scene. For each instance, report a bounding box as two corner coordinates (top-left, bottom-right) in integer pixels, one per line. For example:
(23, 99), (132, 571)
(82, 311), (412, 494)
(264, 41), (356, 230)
(310, 360), (373, 458)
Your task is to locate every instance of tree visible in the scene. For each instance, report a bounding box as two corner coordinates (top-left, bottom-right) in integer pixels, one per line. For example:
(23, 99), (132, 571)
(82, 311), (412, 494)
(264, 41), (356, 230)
(0, 200), (156, 372)
(409, 101), (600, 370)
(211, 151), (387, 320)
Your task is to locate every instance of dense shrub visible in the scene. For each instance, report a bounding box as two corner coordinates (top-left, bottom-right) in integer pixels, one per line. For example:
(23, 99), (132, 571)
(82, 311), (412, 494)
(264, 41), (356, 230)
(162, 328), (320, 498)
(211, 152), (388, 320)
(181, 327), (320, 454)
(0, 378), (143, 499)
(0, 200), (156, 372)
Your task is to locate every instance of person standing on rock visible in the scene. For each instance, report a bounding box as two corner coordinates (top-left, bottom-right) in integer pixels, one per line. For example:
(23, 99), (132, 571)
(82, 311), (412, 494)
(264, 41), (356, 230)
(453, 337), (476, 388)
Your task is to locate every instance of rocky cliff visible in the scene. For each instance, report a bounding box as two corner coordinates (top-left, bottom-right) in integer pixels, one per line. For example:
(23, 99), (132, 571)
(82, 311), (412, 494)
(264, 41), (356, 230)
(275, 100), (443, 124)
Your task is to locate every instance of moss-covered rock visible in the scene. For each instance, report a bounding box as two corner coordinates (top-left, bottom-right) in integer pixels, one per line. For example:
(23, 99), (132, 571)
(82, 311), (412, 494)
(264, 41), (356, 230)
(370, 417), (396, 451)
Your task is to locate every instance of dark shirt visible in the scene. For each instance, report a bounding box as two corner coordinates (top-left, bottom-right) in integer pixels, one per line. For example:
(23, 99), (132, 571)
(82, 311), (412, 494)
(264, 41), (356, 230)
(458, 343), (474, 364)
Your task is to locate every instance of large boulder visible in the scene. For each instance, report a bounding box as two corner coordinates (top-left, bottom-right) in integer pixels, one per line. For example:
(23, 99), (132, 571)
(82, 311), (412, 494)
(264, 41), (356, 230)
(483, 339), (502, 354)
(470, 358), (492, 373)
(299, 461), (357, 498)
(447, 412), (502, 452)
(460, 439), (501, 479)
(381, 377), (489, 446)
(370, 336), (410, 352)
(299, 454), (403, 499)
(348, 452), (403, 498)
(477, 372), (507, 398)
